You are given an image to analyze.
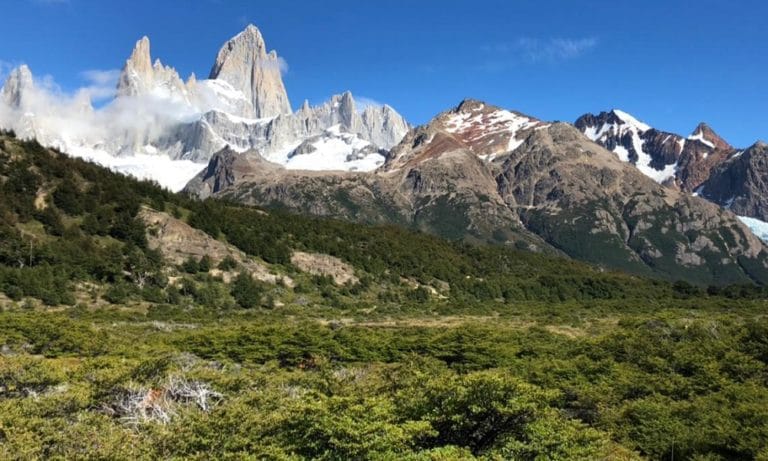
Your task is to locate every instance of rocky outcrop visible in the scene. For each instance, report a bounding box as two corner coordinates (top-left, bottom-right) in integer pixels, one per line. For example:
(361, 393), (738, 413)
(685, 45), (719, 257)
(183, 146), (285, 199)
(290, 251), (359, 285)
(140, 207), (290, 285)
(700, 141), (768, 220)
(208, 24), (291, 118)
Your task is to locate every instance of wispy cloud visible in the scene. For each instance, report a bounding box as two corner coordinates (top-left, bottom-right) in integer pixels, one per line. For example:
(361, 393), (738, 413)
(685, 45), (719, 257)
(516, 37), (598, 62)
(479, 37), (598, 70)
(355, 96), (384, 112)
(79, 69), (121, 101)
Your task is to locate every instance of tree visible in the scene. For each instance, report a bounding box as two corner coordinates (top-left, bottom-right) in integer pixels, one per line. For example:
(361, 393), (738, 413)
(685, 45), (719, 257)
(231, 272), (264, 309)
(217, 255), (238, 271)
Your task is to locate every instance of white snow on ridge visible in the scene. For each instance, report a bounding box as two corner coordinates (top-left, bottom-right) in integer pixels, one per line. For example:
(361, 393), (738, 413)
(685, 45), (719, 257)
(585, 110), (678, 184)
(676, 137), (686, 153)
(738, 216), (768, 243)
(267, 125), (384, 172)
(612, 109), (651, 132)
(445, 108), (543, 155)
(636, 160), (677, 184)
(584, 109), (649, 143)
(583, 123), (614, 141)
(688, 131), (715, 148)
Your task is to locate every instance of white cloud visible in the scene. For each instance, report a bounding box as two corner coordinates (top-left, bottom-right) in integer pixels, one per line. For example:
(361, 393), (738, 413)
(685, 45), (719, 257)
(355, 96), (384, 112)
(79, 69), (121, 101)
(515, 37), (598, 63)
(0, 66), (209, 190)
(480, 37), (598, 69)
(255, 56), (289, 75)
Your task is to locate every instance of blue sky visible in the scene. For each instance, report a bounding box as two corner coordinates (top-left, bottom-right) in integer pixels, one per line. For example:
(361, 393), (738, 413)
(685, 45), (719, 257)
(2, 0), (766, 146)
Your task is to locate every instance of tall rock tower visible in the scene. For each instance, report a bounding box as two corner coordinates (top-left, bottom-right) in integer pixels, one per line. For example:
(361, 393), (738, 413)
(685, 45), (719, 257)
(208, 24), (292, 118)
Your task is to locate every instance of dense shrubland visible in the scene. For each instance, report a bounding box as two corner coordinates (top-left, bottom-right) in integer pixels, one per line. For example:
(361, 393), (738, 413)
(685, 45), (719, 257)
(1, 308), (767, 459)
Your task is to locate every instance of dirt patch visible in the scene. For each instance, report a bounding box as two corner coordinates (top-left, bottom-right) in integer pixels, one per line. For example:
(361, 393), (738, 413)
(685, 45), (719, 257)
(290, 251), (358, 285)
(140, 207), (292, 286)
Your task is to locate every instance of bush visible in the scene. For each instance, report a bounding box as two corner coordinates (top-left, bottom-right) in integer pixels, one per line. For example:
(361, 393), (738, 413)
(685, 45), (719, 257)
(217, 255), (238, 271)
(231, 272), (264, 309)
(104, 283), (133, 305)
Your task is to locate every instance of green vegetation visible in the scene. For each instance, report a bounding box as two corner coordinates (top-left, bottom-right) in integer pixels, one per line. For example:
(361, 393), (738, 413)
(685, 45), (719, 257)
(2, 306), (768, 459)
(1, 131), (768, 459)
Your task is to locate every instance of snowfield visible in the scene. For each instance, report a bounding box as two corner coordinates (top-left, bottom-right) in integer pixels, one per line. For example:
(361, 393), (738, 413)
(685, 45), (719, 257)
(66, 145), (206, 192)
(738, 216), (768, 243)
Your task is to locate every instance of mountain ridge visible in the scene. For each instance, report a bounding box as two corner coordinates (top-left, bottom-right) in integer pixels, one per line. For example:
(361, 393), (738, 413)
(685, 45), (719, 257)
(185, 99), (768, 286)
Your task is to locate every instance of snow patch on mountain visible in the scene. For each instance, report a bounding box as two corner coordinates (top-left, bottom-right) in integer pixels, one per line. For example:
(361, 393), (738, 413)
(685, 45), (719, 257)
(612, 109), (651, 132)
(272, 125), (385, 171)
(738, 216), (768, 242)
(65, 144), (205, 191)
(445, 108), (540, 143)
(578, 109), (679, 184)
(688, 131), (715, 148)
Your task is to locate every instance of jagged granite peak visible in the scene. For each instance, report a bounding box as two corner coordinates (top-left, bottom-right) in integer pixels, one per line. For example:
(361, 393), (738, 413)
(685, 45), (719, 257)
(154, 90), (408, 170)
(299, 99), (311, 114)
(208, 24), (291, 118)
(0, 26), (402, 189)
(116, 36), (187, 100)
(116, 36), (152, 96)
(1, 64), (35, 108)
(336, 91), (356, 128)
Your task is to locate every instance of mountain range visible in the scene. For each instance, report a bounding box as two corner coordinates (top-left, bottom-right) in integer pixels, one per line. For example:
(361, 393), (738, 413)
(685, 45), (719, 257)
(0, 25), (409, 191)
(2, 24), (768, 285)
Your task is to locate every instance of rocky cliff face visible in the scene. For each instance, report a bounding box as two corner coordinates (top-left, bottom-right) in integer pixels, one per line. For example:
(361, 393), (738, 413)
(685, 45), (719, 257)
(700, 141), (768, 220)
(186, 100), (768, 285)
(208, 24), (291, 118)
(575, 109), (768, 229)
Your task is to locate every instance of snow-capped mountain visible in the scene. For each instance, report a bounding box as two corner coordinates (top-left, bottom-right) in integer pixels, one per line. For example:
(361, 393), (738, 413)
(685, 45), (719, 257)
(0, 25), (409, 190)
(575, 109), (768, 242)
(383, 99), (547, 170)
(575, 110), (736, 192)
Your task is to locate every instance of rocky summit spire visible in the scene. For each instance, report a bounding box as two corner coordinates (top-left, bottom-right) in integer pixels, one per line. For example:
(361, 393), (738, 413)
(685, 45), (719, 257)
(1, 64), (35, 108)
(208, 24), (291, 118)
(116, 36), (187, 101)
(116, 37), (153, 97)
